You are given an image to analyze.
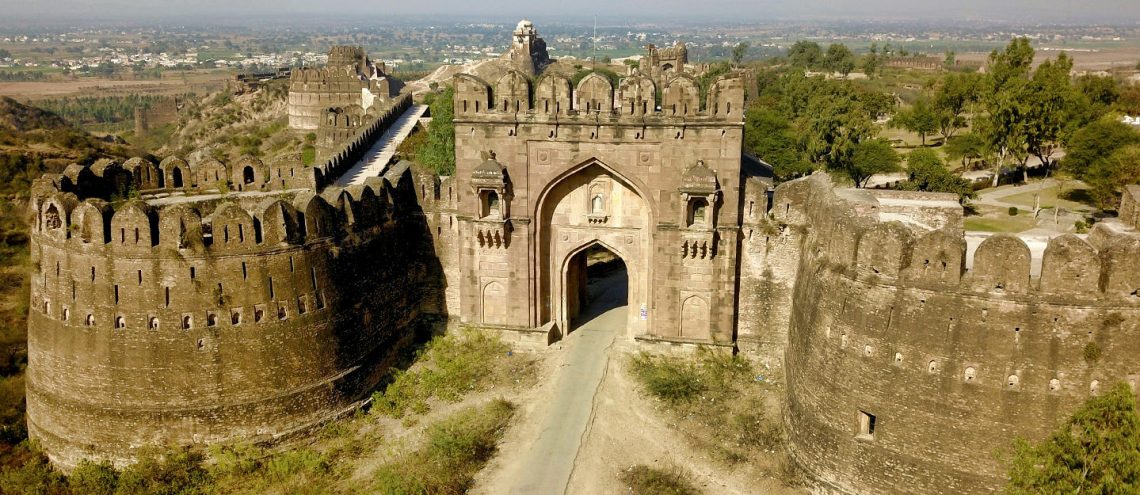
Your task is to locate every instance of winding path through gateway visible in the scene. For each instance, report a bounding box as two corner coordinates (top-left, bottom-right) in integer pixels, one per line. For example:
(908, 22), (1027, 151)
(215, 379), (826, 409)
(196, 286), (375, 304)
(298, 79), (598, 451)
(507, 269), (627, 495)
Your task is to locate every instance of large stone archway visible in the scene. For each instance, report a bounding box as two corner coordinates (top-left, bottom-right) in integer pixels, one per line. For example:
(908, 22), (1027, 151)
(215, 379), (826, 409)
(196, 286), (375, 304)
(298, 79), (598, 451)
(534, 160), (651, 337)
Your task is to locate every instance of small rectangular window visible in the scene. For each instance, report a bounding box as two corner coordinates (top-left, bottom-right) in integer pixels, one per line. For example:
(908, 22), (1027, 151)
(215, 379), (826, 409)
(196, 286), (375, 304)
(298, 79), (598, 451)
(858, 411), (876, 440)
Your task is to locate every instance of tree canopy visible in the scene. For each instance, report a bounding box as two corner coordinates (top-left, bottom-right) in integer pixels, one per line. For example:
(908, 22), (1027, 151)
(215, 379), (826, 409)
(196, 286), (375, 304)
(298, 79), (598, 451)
(824, 43), (856, 76)
(787, 41), (823, 69)
(899, 148), (974, 201)
(1061, 117), (1140, 182)
(846, 138), (900, 188)
(743, 106), (813, 182)
(890, 98), (938, 146)
(1006, 383), (1140, 494)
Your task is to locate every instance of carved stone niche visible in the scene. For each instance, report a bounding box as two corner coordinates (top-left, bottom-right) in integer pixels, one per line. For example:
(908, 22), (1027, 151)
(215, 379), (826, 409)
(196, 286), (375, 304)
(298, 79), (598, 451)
(679, 160), (720, 260)
(586, 177), (611, 225)
(471, 151), (512, 248)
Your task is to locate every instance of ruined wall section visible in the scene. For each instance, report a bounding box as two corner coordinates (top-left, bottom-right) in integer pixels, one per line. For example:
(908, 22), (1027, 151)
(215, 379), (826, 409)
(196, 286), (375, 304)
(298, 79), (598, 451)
(736, 177), (802, 374)
(408, 167), (461, 318)
(26, 168), (440, 469)
(1121, 185), (1140, 229)
(45, 154), (319, 203)
(773, 174), (1140, 494)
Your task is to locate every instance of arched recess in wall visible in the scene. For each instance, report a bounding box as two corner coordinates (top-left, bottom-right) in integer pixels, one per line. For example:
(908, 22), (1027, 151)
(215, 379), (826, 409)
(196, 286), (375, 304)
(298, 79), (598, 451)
(482, 281), (507, 325)
(679, 295), (710, 339)
(531, 157), (655, 330)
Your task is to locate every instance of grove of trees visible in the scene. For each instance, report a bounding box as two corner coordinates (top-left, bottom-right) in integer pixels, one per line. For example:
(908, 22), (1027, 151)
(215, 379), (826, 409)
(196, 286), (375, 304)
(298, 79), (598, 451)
(743, 37), (1140, 206)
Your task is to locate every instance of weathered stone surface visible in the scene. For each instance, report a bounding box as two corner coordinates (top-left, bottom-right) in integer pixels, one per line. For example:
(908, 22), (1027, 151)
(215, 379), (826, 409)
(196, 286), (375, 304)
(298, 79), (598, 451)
(772, 174), (1140, 494)
(27, 163), (443, 470)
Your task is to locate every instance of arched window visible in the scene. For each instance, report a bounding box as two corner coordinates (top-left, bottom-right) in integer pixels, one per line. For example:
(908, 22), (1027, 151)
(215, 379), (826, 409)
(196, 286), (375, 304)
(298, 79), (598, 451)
(964, 367), (977, 382)
(86, 314), (95, 326)
(591, 194), (604, 214)
(149, 317), (159, 330)
(172, 167), (184, 188)
(243, 166), (255, 184)
(182, 315), (192, 330)
(114, 316), (126, 329)
(481, 191), (500, 219)
(687, 198), (709, 227)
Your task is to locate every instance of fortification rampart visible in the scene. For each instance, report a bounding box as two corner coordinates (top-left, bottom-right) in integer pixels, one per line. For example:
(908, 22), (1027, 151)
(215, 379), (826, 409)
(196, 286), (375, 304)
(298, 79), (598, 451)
(761, 174), (1140, 494)
(26, 160), (442, 469)
(46, 153), (318, 202)
(312, 94), (412, 185)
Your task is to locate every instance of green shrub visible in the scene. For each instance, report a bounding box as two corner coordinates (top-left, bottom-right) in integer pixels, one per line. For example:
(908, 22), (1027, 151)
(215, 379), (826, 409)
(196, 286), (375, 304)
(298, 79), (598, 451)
(114, 446), (212, 495)
(373, 399), (515, 495)
(628, 352), (706, 405)
(1008, 206), (1019, 216)
(619, 465), (699, 495)
(1083, 342), (1102, 363)
(0, 450), (66, 495)
(371, 329), (513, 418)
(68, 460), (119, 495)
(300, 144), (316, 166)
(1006, 382), (1140, 493)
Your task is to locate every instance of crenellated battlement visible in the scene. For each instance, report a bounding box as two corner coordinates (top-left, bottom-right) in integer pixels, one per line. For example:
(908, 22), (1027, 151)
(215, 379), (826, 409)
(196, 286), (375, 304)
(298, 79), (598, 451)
(770, 173), (1140, 304)
(763, 173), (1140, 494)
(451, 69), (746, 124)
(25, 155), (439, 469)
(31, 168), (404, 258)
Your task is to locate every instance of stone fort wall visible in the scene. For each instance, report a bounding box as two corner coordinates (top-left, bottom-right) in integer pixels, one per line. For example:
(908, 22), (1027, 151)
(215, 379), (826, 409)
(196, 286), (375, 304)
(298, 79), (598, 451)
(754, 174), (1140, 494)
(26, 158), (443, 469)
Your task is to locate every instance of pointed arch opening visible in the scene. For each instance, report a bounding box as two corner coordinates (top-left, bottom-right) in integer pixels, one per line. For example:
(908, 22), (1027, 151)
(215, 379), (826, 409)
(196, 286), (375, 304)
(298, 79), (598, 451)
(564, 242), (628, 332)
(533, 158), (653, 337)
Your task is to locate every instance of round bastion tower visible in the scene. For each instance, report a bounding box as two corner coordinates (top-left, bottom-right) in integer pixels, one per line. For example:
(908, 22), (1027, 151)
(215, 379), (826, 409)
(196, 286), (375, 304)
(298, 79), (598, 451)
(24, 153), (441, 469)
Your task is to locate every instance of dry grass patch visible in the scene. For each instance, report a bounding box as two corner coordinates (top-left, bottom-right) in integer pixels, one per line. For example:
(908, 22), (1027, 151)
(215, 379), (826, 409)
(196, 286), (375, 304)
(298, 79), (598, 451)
(629, 348), (789, 471)
(619, 464), (700, 495)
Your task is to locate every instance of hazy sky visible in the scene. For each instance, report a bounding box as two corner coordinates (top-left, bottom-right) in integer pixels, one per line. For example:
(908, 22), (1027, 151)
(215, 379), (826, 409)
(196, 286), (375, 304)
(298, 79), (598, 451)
(3, 0), (1140, 24)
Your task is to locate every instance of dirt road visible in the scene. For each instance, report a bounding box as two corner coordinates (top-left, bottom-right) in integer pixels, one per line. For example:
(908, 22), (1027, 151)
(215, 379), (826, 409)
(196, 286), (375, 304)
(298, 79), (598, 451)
(496, 270), (626, 495)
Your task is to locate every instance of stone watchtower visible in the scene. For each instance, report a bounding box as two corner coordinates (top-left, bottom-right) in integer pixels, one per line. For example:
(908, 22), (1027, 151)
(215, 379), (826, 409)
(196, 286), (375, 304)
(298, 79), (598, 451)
(439, 25), (758, 347)
(287, 46), (398, 131)
(501, 20), (550, 77)
(645, 42), (689, 88)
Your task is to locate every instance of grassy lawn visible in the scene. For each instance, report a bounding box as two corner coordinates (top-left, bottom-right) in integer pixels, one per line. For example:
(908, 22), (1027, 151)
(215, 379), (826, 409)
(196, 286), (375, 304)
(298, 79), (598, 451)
(964, 207), (1040, 233)
(996, 182), (1097, 212)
